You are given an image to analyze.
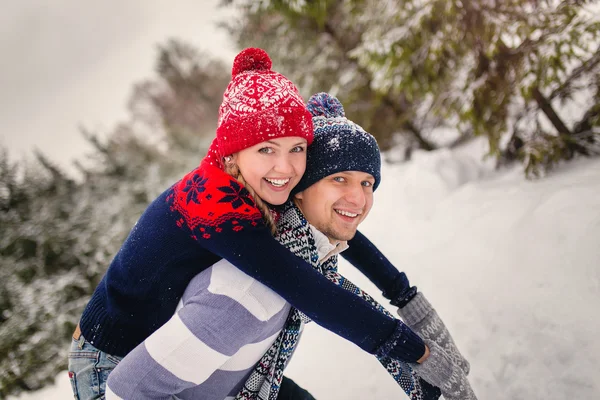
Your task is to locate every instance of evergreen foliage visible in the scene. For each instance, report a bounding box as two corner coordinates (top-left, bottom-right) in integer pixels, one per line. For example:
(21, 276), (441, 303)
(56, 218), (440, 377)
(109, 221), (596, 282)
(222, 0), (600, 176)
(0, 40), (228, 397)
(3, 2), (600, 394)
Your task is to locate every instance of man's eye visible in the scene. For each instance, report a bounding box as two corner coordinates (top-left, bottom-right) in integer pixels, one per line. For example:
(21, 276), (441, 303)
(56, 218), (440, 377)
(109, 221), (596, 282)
(290, 146), (305, 153)
(362, 181), (373, 187)
(258, 147), (274, 154)
(333, 176), (345, 183)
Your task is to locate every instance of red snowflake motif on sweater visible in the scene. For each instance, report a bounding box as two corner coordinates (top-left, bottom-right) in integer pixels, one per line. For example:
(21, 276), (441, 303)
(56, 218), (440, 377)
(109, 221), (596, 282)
(182, 174), (208, 204)
(216, 180), (255, 209)
(168, 161), (263, 235)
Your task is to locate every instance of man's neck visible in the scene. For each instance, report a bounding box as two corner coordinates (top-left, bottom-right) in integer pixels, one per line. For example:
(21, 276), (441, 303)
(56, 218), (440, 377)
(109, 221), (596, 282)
(293, 197), (337, 244)
(291, 199), (348, 261)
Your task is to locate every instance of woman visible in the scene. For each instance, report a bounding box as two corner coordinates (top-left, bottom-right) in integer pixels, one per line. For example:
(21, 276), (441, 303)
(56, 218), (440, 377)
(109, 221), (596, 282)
(105, 93), (476, 400)
(68, 49), (431, 399)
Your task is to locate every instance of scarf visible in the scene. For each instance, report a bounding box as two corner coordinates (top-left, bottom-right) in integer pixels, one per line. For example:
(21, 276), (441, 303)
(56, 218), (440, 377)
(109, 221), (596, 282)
(235, 202), (440, 400)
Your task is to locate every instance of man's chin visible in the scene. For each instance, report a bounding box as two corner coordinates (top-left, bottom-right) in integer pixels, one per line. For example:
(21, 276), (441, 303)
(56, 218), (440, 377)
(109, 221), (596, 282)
(328, 228), (358, 242)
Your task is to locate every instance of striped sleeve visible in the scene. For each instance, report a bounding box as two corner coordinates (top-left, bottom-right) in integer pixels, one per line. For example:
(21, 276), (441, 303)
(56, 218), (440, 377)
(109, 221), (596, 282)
(106, 262), (290, 399)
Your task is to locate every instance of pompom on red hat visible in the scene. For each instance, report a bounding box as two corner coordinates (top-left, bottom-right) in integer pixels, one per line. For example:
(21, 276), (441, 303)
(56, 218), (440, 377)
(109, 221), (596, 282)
(205, 48), (313, 168)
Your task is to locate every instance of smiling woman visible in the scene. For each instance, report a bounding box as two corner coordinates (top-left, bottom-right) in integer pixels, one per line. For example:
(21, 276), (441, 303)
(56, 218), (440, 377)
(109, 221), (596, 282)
(232, 137), (307, 203)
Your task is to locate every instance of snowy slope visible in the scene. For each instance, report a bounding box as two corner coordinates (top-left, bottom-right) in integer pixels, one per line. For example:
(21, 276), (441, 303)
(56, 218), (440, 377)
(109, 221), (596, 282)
(11, 141), (600, 399)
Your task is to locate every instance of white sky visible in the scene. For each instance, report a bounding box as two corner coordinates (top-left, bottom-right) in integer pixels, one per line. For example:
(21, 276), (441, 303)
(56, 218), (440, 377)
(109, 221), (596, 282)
(0, 0), (238, 170)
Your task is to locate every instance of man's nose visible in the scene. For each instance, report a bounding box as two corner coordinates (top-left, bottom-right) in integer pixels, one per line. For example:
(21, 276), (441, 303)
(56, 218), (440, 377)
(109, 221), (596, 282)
(344, 183), (366, 208)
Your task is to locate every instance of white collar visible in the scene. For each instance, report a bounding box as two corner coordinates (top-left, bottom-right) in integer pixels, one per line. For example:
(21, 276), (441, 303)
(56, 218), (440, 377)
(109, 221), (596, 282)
(309, 225), (349, 262)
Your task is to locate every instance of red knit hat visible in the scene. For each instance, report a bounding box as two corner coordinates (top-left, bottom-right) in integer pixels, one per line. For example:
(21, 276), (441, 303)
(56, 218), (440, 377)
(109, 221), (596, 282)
(205, 48), (313, 168)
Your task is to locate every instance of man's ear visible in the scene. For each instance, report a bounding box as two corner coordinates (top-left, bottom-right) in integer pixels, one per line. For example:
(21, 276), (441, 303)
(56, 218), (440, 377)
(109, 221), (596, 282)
(293, 191), (304, 201)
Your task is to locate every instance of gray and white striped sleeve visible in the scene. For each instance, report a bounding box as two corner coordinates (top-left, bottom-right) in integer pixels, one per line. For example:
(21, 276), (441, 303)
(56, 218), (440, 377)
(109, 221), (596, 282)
(106, 261), (290, 399)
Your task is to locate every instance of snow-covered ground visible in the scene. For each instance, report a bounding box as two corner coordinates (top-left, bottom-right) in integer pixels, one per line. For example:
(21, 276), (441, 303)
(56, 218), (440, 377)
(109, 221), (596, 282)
(11, 140), (600, 399)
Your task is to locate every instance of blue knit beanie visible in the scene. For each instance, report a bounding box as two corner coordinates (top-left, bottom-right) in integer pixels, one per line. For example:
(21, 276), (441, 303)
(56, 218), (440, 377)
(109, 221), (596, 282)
(293, 93), (381, 194)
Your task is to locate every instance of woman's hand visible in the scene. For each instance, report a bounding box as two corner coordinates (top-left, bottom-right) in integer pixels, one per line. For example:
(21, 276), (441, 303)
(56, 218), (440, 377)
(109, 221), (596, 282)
(416, 344), (430, 363)
(398, 292), (470, 374)
(412, 341), (478, 400)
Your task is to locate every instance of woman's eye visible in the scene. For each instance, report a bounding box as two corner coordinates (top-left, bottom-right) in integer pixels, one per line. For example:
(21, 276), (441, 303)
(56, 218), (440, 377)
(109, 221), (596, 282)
(290, 146), (305, 153)
(258, 147), (274, 154)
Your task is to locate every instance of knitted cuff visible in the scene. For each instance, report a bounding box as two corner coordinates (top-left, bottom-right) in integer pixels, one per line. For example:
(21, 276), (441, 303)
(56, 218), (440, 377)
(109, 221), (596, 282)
(398, 292), (434, 326)
(384, 272), (418, 308)
(376, 320), (426, 363)
(391, 285), (418, 308)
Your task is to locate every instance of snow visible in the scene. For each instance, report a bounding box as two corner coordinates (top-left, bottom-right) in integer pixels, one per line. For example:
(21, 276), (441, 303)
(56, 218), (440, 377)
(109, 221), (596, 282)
(10, 139), (600, 399)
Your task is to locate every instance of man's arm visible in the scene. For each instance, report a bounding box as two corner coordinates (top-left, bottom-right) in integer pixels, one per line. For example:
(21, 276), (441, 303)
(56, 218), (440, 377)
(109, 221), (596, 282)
(343, 230), (417, 307)
(341, 232), (471, 375)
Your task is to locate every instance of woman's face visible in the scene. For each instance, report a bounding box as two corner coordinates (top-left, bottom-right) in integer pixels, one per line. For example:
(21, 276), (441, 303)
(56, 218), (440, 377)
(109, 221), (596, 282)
(232, 136), (307, 205)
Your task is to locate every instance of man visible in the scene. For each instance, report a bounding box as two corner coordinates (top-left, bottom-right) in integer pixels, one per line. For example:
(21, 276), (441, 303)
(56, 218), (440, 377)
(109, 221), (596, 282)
(284, 92), (476, 400)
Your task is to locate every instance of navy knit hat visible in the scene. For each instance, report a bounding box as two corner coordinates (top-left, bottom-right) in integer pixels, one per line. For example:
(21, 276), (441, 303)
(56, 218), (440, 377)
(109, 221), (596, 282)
(293, 93), (381, 194)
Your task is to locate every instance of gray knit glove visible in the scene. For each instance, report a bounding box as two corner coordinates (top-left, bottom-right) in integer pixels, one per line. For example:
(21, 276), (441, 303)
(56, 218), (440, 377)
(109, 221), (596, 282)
(398, 292), (470, 375)
(412, 341), (477, 400)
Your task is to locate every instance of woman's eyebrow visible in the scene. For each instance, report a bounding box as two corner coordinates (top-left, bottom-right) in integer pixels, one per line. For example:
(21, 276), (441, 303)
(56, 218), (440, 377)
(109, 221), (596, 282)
(262, 140), (307, 147)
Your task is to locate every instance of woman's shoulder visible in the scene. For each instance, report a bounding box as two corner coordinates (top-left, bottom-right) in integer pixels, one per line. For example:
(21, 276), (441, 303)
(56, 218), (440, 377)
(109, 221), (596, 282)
(166, 161), (263, 239)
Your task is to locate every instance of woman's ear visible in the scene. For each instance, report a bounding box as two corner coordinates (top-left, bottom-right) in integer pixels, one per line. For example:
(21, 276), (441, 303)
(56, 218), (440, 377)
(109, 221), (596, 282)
(224, 154), (237, 165)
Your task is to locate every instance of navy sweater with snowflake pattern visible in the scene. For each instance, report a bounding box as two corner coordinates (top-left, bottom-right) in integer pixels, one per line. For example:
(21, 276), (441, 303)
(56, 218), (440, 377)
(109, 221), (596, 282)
(79, 160), (424, 361)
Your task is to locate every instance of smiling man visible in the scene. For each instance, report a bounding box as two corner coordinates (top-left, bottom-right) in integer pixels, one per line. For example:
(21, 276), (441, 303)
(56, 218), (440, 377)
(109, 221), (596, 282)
(288, 93), (476, 400)
(291, 92), (381, 246)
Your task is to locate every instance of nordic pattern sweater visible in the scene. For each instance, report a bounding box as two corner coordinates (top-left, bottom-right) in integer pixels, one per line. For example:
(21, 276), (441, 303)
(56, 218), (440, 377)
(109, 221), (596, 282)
(105, 226), (343, 400)
(78, 160), (424, 360)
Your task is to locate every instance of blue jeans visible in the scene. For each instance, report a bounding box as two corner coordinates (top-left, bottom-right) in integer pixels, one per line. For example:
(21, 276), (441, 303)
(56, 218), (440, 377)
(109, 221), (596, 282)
(67, 334), (314, 400)
(67, 335), (122, 400)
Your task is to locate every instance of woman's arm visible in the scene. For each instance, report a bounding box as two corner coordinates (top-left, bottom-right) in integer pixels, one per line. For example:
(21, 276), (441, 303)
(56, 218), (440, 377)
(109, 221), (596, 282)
(168, 163), (426, 363)
(343, 230), (418, 307)
(200, 226), (425, 362)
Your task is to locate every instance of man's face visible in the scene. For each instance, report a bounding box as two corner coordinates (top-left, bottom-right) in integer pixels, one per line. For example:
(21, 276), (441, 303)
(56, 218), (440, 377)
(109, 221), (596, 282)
(294, 171), (375, 243)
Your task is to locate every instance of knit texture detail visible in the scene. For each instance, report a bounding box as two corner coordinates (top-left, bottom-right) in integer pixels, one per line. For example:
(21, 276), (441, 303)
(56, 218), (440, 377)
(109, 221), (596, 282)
(399, 292), (471, 375)
(399, 292), (434, 325)
(167, 160), (264, 237)
(376, 320), (426, 362)
(293, 93), (381, 194)
(390, 283), (419, 308)
(213, 48), (313, 161)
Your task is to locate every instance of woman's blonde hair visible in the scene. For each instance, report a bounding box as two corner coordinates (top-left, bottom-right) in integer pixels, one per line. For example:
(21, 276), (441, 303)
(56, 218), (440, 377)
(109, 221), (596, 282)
(224, 161), (277, 235)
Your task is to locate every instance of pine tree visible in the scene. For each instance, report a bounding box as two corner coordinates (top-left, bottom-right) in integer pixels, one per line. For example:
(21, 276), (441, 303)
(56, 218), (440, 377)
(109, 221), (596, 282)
(0, 40), (229, 397)
(222, 0), (600, 175)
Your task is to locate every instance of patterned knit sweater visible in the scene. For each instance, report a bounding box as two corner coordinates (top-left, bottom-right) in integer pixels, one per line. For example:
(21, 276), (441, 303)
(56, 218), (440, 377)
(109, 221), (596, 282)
(105, 225), (344, 400)
(78, 159), (423, 361)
